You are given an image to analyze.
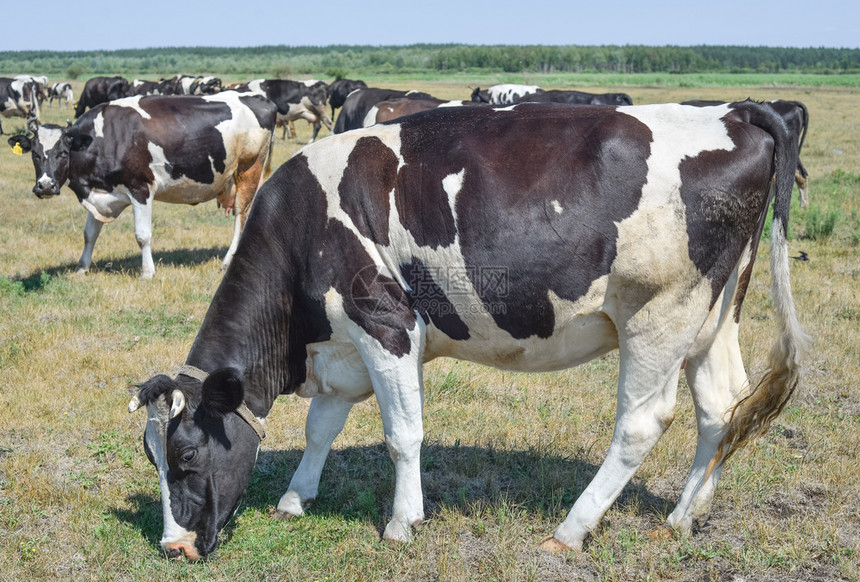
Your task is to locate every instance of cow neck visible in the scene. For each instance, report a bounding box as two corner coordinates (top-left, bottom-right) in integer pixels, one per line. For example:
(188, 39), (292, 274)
(174, 364), (267, 441)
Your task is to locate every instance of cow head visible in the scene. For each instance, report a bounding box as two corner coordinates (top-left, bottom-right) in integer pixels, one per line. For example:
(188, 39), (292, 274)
(7, 116), (83, 199)
(129, 368), (261, 560)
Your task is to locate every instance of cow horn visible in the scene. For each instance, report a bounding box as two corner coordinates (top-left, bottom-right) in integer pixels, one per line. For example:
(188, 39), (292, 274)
(170, 390), (186, 419)
(128, 394), (143, 413)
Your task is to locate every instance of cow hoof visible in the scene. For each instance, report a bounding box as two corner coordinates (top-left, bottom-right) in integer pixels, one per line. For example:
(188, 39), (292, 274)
(382, 518), (421, 543)
(538, 535), (576, 553)
(272, 509), (297, 521)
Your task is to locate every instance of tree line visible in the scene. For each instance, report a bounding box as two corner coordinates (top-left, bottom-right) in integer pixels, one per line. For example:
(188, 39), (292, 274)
(1, 44), (857, 78)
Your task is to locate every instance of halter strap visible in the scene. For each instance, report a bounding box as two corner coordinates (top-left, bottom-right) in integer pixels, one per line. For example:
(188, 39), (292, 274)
(172, 365), (267, 441)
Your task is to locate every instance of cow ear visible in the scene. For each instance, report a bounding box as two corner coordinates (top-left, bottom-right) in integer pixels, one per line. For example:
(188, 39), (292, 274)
(68, 133), (93, 152)
(8, 135), (32, 154)
(200, 368), (244, 418)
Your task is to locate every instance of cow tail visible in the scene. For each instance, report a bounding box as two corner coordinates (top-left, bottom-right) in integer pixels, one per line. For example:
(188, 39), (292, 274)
(710, 101), (810, 473)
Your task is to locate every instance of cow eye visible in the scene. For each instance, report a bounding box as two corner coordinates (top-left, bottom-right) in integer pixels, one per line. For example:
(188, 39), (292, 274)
(180, 448), (197, 464)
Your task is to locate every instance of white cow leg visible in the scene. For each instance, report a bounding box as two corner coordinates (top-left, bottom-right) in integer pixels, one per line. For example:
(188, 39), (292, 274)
(667, 320), (747, 534)
(277, 394), (354, 517)
(550, 341), (683, 550)
(131, 199), (155, 279)
(221, 213), (242, 271)
(75, 213), (104, 274)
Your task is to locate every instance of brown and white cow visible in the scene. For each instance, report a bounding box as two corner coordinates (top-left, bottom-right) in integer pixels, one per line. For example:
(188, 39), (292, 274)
(362, 97), (483, 126)
(8, 92), (276, 278)
(130, 101), (806, 560)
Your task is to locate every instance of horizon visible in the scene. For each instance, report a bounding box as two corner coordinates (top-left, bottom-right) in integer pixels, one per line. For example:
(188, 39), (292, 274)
(3, 0), (857, 52)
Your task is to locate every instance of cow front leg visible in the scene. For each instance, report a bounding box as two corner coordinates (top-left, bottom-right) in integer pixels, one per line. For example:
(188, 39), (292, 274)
(277, 394), (354, 518)
(130, 198), (155, 279)
(75, 213), (104, 274)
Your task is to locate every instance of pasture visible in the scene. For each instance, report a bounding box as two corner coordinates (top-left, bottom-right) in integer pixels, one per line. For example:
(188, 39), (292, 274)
(1, 78), (858, 581)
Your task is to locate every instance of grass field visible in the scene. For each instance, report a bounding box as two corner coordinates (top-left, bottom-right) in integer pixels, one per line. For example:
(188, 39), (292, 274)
(1, 78), (858, 581)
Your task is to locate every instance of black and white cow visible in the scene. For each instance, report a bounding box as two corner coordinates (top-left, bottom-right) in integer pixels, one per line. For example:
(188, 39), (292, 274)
(131, 79), (164, 96)
(189, 76), (222, 95)
(8, 92), (276, 279)
(74, 76), (130, 118)
(333, 87), (435, 133)
(241, 79), (333, 143)
(514, 89), (633, 106)
(486, 83), (543, 104)
(469, 86), (490, 103)
(48, 82), (75, 108)
(129, 100), (806, 560)
(327, 78), (367, 119)
(0, 76), (40, 134)
(683, 99), (810, 207)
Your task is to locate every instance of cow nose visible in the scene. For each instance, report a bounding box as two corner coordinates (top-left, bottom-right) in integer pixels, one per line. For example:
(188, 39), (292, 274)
(166, 547), (183, 559)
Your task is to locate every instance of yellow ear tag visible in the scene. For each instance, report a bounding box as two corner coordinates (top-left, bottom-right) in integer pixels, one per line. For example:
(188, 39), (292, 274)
(12, 143), (23, 156)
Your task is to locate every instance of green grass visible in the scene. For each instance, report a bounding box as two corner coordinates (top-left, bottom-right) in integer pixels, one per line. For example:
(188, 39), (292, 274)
(1, 80), (859, 581)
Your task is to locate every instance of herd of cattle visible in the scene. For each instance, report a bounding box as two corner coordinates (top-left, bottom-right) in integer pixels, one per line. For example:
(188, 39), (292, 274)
(3, 72), (811, 561)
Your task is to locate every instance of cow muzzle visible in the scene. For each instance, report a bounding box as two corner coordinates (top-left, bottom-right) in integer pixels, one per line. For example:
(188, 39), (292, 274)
(33, 177), (59, 198)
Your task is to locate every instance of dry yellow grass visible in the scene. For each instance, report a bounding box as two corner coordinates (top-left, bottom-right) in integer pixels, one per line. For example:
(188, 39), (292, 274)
(0, 79), (858, 581)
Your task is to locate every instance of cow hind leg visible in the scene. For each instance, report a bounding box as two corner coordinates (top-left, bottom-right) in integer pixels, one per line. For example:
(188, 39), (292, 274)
(222, 156), (265, 270)
(667, 314), (748, 533)
(75, 213), (104, 274)
(277, 394), (355, 517)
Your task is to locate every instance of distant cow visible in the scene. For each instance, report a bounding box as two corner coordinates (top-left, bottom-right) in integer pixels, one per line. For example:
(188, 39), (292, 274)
(15, 75), (49, 104)
(131, 79), (163, 96)
(469, 87), (491, 103)
(48, 82), (75, 108)
(8, 92), (276, 279)
(513, 89), (633, 106)
(683, 99), (810, 207)
(190, 76), (222, 95)
(327, 78), (367, 118)
(0, 76), (40, 135)
(130, 101), (806, 560)
(240, 79), (333, 143)
(363, 97), (481, 126)
(487, 83), (543, 104)
(74, 76), (130, 118)
(333, 87), (434, 133)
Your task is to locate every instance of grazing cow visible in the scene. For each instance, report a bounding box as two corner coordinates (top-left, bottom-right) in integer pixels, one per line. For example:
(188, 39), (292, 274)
(0, 76), (40, 135)
(327, 78), (367, 119)
(241, 79), (333, 143)
(683, 99), (810, 207)
(48, 82), (75, 108)
(513, 89), (633, 106)
(362, 97), (480, 126)
(487, 83), (543, 104)
(74, 76), (130, 118)
(469, 86), (490, 103)
(333, 87), (435, 133)
(8, 92), (276, 279)
(129, 100), (806, 560)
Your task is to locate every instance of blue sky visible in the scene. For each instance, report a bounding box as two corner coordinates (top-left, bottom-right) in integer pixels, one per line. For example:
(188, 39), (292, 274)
(6, 0), (858, 51)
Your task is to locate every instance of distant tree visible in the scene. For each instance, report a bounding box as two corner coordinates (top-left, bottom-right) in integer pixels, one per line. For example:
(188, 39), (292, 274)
(271, 62), (293, 79)
(66, 64), (84, 79)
